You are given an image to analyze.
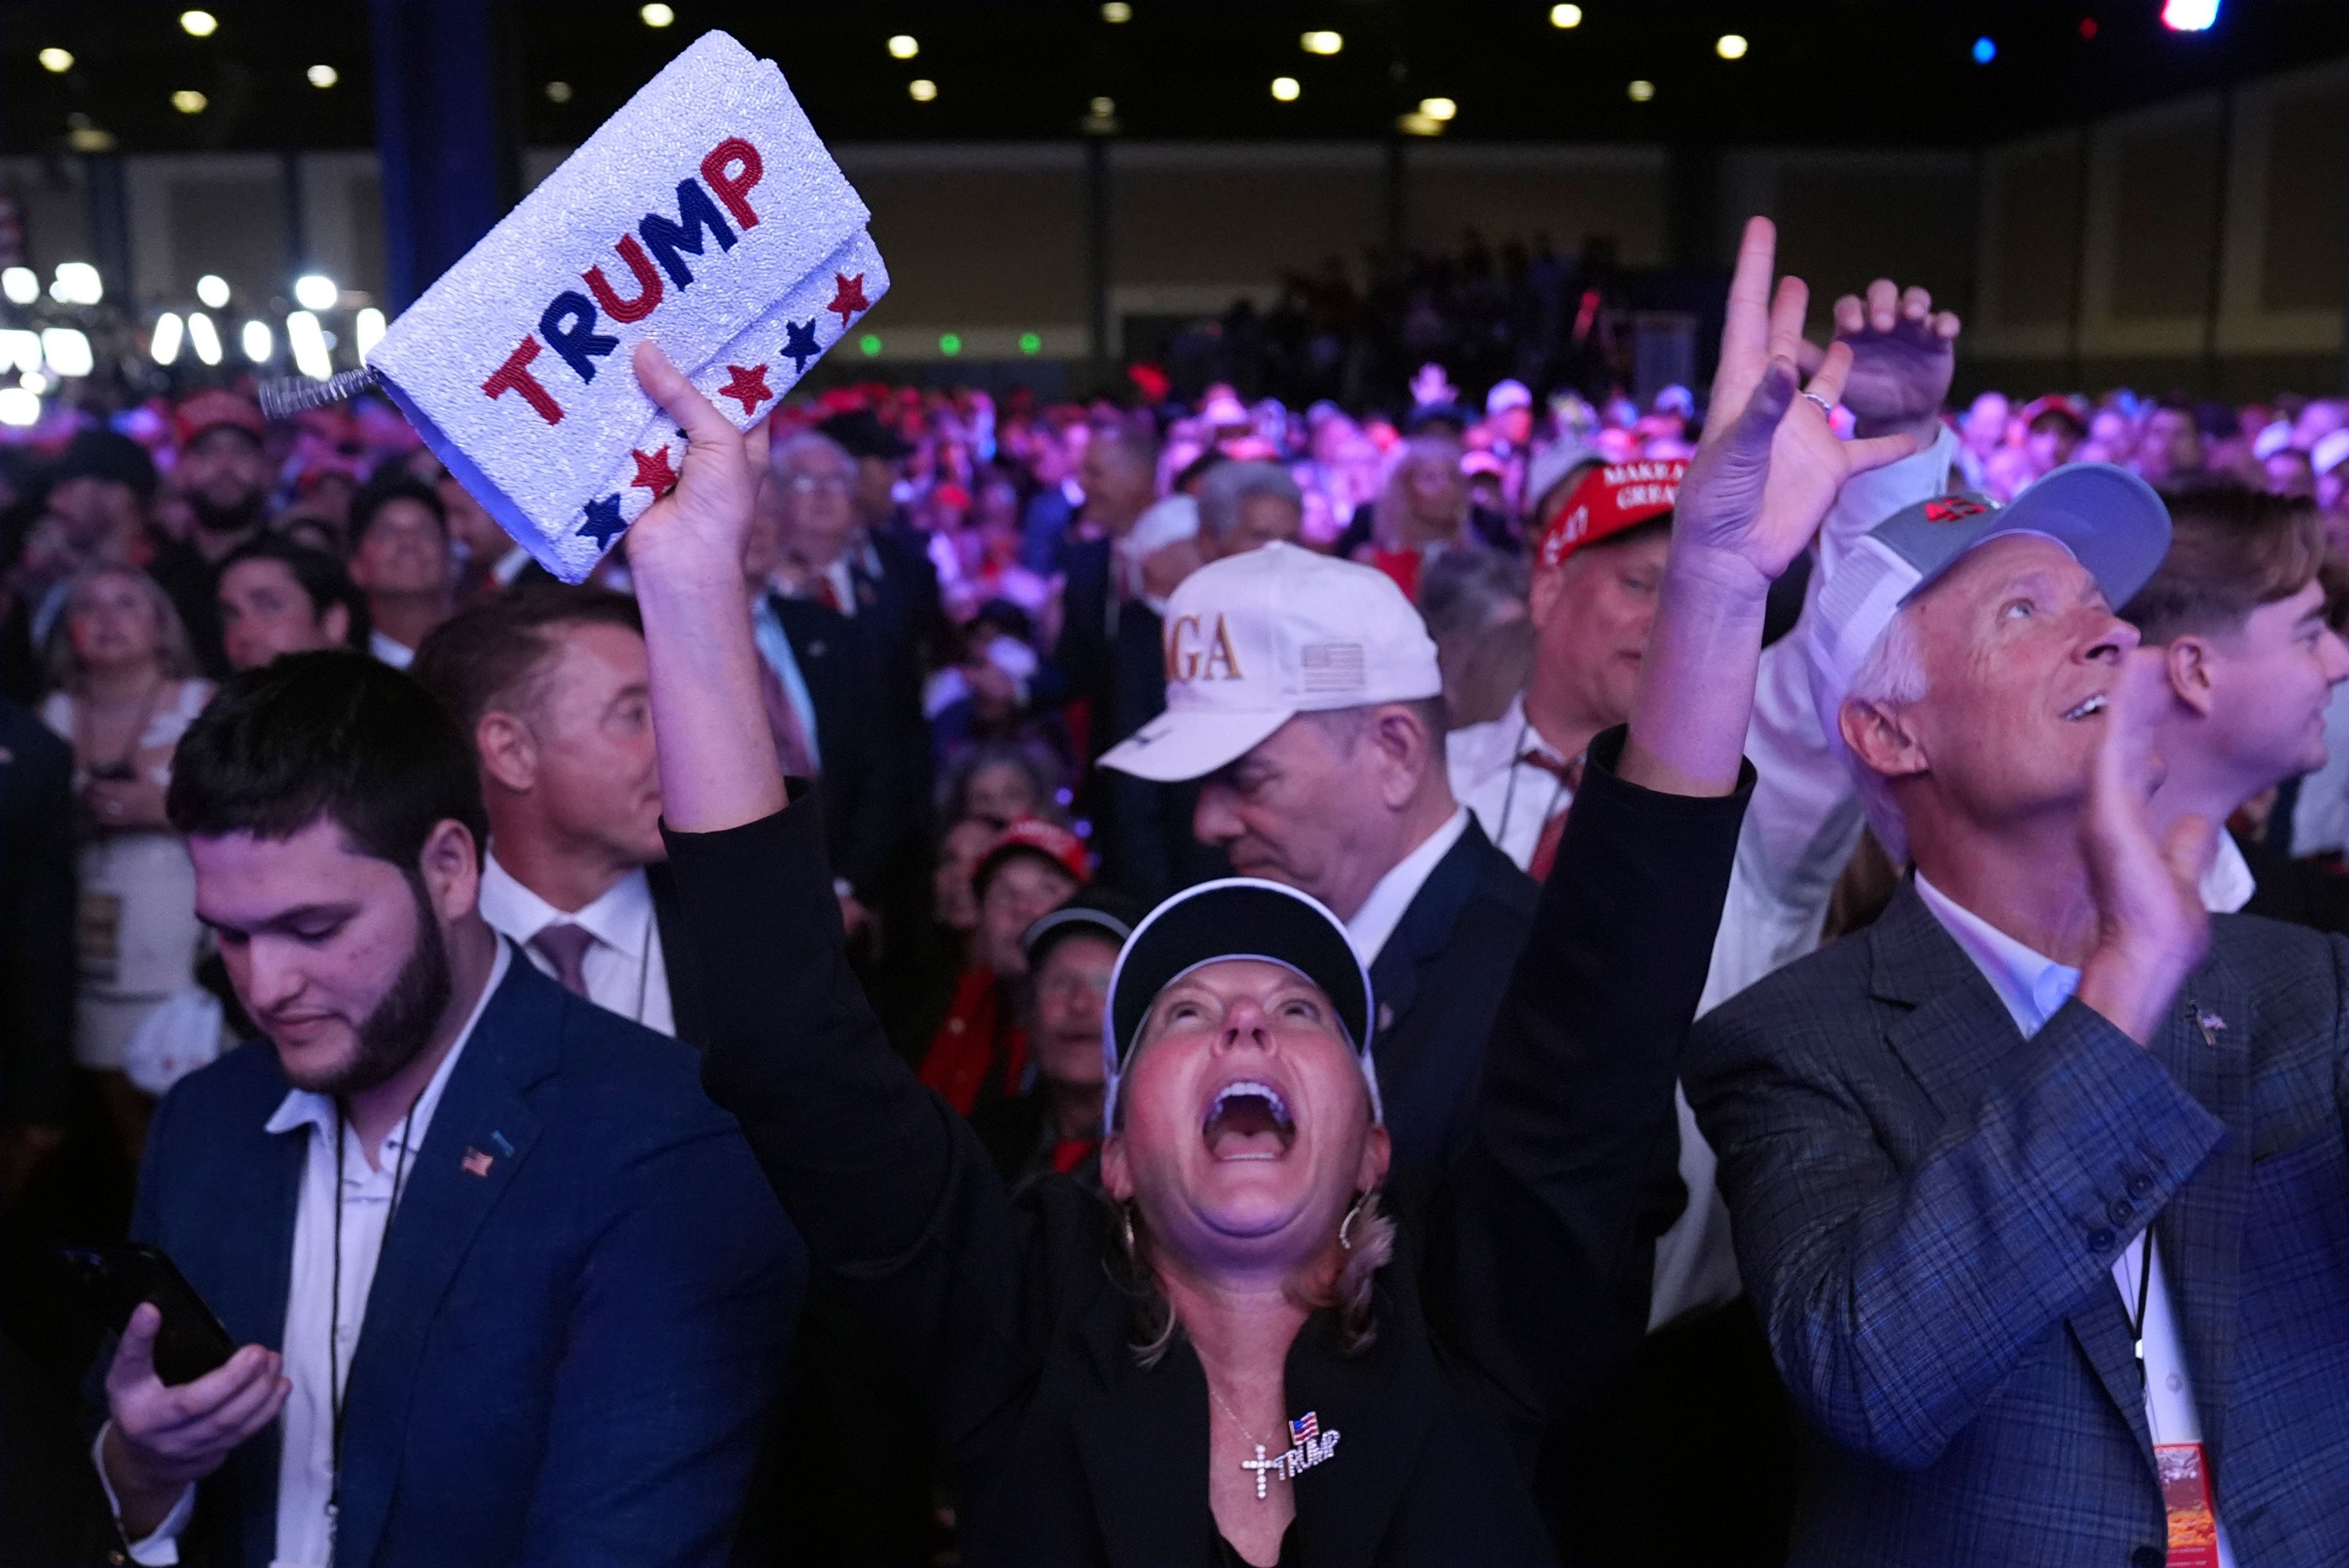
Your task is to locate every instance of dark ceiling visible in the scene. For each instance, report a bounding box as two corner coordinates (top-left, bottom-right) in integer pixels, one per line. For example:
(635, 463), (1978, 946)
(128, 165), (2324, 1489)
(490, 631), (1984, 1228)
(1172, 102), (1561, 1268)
(4, 1), (2344, 157)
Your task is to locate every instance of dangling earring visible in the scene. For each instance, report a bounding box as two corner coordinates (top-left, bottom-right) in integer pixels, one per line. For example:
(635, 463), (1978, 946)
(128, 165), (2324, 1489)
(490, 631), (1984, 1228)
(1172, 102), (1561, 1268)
(1338, 1191), (1370, 1252)
(1121, 1204), (1139, 1262)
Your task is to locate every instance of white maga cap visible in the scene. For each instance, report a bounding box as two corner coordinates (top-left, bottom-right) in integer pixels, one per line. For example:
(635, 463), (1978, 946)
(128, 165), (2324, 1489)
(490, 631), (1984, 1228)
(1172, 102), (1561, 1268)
(1099, 541), (1442, 783)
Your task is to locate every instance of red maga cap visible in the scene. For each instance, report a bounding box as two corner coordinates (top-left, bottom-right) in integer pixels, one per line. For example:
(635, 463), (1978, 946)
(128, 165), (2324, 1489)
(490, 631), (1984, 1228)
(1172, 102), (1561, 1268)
(1535, 457), (1687, 569)
(173, 388), (267, 448)
(974, 816), (1090, 895)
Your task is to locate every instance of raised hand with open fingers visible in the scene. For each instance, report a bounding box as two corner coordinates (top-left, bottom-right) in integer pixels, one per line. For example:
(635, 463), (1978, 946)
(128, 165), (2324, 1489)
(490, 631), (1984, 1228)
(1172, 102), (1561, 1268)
(1829, 278), (1961, 444)
(1672, 217), (1923, 596)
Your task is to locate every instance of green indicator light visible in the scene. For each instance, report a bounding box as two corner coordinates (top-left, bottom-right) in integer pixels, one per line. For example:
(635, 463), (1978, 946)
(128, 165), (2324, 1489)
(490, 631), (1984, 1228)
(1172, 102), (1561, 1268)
(938, 333), (962, 356)
(858, 333), (882, 356)
(1018, 331), (1042, 355)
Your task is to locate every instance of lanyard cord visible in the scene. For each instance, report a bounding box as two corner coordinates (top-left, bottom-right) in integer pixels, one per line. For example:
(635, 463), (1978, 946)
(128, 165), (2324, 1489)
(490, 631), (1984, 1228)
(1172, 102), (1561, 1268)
(327, 1096), (421, 1537)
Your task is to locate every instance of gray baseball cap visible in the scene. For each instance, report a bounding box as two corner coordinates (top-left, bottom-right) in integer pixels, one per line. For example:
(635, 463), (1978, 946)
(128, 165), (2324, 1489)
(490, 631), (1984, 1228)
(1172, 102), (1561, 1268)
(1808, 462), (2173, 739)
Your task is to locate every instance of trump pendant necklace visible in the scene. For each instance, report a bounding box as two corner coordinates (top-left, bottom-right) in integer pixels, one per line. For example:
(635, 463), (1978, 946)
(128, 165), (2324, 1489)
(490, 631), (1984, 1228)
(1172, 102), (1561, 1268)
(1209, 1385), (1341, 1500)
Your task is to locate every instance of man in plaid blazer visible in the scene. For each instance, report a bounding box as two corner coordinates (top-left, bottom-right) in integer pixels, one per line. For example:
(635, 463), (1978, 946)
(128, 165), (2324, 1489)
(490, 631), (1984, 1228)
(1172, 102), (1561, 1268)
(1689, 468), (2349, 1567)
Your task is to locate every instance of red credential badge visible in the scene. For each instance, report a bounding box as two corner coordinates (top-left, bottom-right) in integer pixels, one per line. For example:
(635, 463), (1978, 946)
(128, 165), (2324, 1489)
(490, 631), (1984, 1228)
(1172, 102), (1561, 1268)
(2157, 1441), (2221, 1568)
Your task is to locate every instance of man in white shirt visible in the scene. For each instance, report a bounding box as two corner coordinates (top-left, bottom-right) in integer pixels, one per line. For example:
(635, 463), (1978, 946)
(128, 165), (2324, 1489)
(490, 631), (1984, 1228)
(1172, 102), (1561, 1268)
(1100, 541), (1530, 1179)
(98, 651), (796, 1568)
(345, 474), (455, 671)
(1688, 462), (2349, 1567)
(412, 590), (690, 1038)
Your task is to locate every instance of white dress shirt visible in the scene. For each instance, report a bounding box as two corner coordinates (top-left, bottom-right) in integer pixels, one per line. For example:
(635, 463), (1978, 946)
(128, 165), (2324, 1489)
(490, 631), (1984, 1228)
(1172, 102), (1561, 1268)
(1345, 807), (1470, 969)
(105, 943), (511, 1567)
(1447, 694), (1575, 873)
(1912, 874), (2238, 1568)
(477, 853), (674, 1037)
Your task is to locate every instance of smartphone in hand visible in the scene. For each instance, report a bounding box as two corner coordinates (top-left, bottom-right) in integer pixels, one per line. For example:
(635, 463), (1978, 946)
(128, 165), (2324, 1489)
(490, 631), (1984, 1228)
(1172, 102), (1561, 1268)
(62, 1243), (238, 1385)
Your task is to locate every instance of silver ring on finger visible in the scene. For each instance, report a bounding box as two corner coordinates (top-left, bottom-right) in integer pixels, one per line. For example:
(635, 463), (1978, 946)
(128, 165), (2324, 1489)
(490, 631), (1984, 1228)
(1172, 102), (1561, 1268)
(1799, 390), (1836, 417)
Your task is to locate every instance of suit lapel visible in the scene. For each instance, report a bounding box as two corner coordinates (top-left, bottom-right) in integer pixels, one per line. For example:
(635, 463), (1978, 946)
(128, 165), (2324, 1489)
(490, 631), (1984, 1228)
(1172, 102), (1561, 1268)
(207, 1062), (308, 1562)
(1367, 821), (1495, 1045)
(1073, 1342), (1214, 1565)
(330, 956), (555, 1568)
(644, 860), (705, 1047)
(2154, 950), (2252, 1461)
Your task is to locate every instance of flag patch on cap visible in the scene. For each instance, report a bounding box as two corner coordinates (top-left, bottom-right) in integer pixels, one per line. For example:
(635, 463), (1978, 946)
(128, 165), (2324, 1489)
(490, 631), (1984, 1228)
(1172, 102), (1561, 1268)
(1300, 642), (1367, 693)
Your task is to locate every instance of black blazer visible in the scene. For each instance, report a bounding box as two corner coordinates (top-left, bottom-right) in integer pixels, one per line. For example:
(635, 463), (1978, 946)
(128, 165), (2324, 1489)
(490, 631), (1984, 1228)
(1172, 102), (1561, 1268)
(1367, 817), (1538, 1180)
(768, 593), (900, 902)
(0, 698), (75, 1129)
(645, 859), (708, 1048)
(669, 729), (1750, 1566)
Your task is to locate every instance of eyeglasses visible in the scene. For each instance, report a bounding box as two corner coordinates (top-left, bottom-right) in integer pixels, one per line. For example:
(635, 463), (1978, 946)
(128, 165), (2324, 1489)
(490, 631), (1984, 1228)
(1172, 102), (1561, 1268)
(785, 473), (852, 495)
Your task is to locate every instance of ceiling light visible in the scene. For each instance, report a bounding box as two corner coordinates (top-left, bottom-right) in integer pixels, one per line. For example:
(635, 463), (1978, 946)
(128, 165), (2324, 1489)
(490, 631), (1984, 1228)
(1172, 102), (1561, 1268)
(2, 268), (37, 305)
(908, 78), (937, 102)
(39, 48), (74, 73)
(42, 327), (94, 378)
(640, 3), (675, 27)
(241, 319), (273, 363)
(173, 89), (208, 114)
(1418, 97), (1457, 121)
(152, 313), (186, 366)
(1397, 112), (1443, 137)
(1716, 34), (1748, 59)
(888, 35), (918, 59)
(1972, 35), (1997, 63)
(545, 80), (573, 103)
(1271, 76), (1300, 102)
(180, 10), (218, 37)
(1628, 79), (1656, 101)
(0, 389), (40, 429)
(307, 64), (338, 89)
(2162, 0), (2219, 30)
(22, 372), (49, 396)
(294, 273), (338, 311)
(355, 307), (387, 360)
(67, 126), (115, 153)
(0, 331), (40, 373)
(187, 311), (223, 366)
(1101, 2), (1132, 20)
(52, 262), (103, 305)
(1301, 31), (1342, 55)
(1089, 96), (1116, 117)
(1550, 4), (1583, 27)
(196, 273), (231, 308)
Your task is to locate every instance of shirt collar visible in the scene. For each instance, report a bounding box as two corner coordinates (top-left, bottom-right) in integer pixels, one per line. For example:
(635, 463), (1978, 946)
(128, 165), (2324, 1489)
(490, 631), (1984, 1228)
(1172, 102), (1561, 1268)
(478, 851), (652, 960)
(2201, 830), (2255, 914)
(263, 940), (513, 1163)
(1912, 873), (2079, 1038)
(1345, 806), (1472, 967)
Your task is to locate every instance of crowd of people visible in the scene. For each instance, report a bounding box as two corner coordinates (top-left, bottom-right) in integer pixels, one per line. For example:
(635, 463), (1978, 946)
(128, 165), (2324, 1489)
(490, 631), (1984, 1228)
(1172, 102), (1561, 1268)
(4, 215), (2349, 1568)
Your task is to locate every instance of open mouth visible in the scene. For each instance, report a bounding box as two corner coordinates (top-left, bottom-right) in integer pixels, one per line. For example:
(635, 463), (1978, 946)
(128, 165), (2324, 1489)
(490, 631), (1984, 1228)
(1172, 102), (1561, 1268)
(1202, 1079), (1296, 1161)
(2060, 693), (2107, 722)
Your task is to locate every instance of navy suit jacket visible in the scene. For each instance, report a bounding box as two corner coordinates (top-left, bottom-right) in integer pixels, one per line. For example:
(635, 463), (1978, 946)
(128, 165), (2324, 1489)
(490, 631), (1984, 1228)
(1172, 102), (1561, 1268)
(125, 950), (803, 1568)
(1688, 887), (2349, 1567)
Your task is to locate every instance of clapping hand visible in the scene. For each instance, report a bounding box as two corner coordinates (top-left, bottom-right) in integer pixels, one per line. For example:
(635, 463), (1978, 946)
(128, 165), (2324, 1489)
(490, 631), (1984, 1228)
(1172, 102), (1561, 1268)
(1672, 219), (1923, 596)
(2076, 649), (2215, 1045)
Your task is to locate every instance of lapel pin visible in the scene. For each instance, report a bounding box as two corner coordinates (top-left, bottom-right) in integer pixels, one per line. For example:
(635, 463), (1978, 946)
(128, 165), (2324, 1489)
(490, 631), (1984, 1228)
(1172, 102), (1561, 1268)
(2192, 1005), (2227, 1047)
(461, 1147), (495, 1178)
(490, 1130), (516, 1157)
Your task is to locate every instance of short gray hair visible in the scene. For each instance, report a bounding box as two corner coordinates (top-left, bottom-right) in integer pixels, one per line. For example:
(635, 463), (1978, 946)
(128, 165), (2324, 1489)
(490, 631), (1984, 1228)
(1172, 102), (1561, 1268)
(770, 429), (851, 475)
(1839, 606), (1928, 864)
(1195, 460), (1302, 542)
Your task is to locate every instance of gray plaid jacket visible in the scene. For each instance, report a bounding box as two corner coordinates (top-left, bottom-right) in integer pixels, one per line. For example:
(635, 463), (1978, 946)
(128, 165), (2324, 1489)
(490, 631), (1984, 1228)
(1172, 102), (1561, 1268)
(1687, 884), (2349, 1568)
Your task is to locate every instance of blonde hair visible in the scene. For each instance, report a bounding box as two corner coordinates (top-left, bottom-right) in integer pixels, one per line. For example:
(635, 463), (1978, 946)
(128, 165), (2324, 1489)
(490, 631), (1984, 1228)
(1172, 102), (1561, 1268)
(1122, 1188), (1397, 1367)
(43, 563), (198, 694)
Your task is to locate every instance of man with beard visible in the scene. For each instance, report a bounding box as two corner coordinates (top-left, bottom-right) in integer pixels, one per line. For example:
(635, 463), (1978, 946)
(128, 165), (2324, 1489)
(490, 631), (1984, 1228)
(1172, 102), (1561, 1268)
(92, 652), (799, 1568)
(150, 392), (275, 677)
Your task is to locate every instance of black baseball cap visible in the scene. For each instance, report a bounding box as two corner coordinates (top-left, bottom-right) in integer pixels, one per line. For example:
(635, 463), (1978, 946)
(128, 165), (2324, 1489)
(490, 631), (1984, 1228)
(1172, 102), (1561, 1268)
(1101, 877), (1377, 1128)
(815, 409), (914, 462)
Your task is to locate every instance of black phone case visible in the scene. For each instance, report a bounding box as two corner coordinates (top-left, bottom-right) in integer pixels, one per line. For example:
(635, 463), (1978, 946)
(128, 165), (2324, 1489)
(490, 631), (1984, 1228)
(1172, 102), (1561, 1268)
(62, 1243), (239, 1386)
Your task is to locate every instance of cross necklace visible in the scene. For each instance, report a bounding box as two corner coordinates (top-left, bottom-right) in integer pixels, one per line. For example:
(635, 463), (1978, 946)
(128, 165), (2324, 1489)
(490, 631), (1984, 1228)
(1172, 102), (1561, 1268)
(1209, 1383), (1284, 1501)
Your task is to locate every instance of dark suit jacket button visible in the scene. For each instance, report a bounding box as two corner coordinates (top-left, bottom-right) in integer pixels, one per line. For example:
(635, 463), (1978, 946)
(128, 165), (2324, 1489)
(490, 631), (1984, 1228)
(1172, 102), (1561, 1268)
(2107, 1199), (2135, 1224)
(2132, 1547), (2164, 1568)
(2126, 1174), (2154, 1199)
(2089, 1227), (2117, 1252)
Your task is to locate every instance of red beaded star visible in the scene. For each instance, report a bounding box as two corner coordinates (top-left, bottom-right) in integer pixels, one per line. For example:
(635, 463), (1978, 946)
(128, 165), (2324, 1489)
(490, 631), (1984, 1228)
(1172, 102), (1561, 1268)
(629, 443), (679, 494)
(826, 272), (870, 327)
(718, 363), (772, 416)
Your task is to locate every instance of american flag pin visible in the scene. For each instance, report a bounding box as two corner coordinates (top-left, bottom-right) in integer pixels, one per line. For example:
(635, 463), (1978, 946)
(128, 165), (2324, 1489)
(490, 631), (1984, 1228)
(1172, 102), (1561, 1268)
(461, 1148), (495, 1178)
(1288, 1412), (1319, 1444)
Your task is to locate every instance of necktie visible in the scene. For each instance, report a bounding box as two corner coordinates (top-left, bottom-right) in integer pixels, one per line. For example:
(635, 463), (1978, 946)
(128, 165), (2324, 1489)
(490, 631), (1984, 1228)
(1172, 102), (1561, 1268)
(754, 646), (819, 780)
(816, 569), (844, 613)
(530, 921), (596, 999)
(1518, 749), (1586, 884)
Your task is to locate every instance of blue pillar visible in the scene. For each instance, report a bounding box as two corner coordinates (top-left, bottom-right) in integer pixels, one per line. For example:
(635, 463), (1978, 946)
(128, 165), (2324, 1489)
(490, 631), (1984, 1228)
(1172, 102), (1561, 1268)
(370, 0), (513, 312)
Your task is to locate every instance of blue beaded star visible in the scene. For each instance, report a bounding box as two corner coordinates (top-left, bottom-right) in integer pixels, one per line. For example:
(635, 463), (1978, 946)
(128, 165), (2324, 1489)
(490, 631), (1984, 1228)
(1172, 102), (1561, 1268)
(578, 492), (627, 548)
(780, 317), (821, 375)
